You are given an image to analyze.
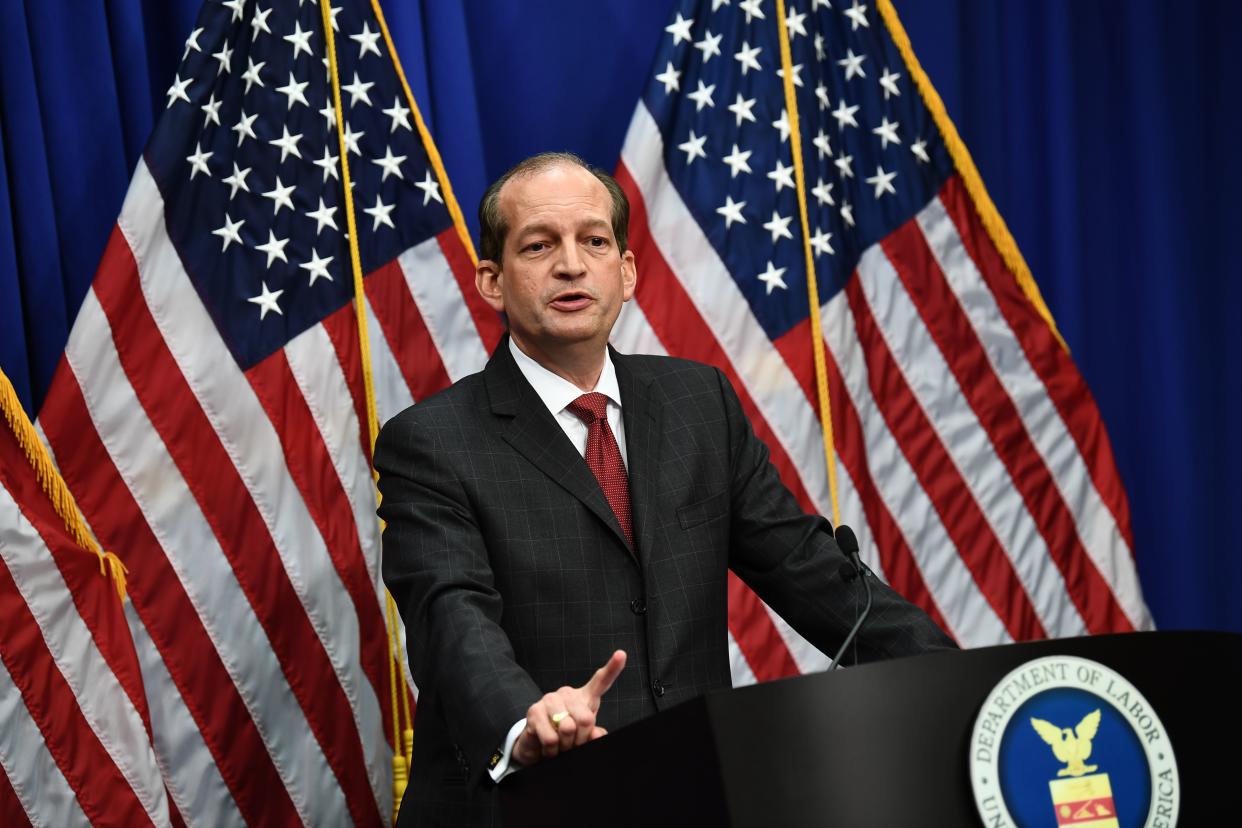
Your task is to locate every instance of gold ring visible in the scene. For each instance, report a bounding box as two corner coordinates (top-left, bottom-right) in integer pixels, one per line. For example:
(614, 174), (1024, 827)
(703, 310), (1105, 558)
(550, 711), (569, 726)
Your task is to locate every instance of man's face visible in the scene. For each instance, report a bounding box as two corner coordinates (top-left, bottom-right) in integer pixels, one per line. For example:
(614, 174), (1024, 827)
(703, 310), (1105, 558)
(476, 164), (636, 364)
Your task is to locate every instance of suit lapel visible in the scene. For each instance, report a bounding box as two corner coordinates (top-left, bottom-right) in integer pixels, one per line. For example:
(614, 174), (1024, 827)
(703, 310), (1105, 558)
(485, 339), (635, 556)
(613, 349), (661, 567)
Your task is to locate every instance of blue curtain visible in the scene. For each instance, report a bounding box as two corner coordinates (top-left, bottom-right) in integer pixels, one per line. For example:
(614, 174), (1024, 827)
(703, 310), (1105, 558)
(2, 0), (1238, 633)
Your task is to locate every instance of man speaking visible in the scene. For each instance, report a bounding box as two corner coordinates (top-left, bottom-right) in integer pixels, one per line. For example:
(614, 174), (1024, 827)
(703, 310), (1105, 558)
(376, 153), (953, 826)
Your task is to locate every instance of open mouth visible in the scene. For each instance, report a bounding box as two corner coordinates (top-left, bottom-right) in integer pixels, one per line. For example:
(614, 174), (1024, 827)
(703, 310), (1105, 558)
(549, 292), (593, 311)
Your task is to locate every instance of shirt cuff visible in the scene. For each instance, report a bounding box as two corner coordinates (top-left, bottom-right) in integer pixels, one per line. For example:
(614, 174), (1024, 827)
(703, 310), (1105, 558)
(487, 718), (528, 783)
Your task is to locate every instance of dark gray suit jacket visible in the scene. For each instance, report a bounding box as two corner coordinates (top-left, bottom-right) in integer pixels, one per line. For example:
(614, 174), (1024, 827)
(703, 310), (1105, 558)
(375, 340), (954, 826)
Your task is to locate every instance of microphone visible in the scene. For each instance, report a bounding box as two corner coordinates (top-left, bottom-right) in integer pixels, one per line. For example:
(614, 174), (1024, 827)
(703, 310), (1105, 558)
(828, 525), (873, 671)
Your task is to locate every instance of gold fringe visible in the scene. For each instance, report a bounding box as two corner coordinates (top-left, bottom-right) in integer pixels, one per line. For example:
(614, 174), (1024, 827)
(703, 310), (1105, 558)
(0, 368), (127, 603)
(876, 0), (1068, 351)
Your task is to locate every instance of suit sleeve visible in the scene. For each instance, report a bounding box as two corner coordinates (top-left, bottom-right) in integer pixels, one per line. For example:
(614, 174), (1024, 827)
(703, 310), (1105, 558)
(375, 409), (542, 785)
(714, 369), (957, 660)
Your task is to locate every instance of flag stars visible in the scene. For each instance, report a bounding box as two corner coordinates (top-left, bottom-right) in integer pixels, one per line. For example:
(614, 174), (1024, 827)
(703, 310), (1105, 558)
(262, 176), (296, 215)
(812, 129), (832, 159)
(776, 63), (803, 88)
(250, 5), (273, 40)
(373, 146), (407, 181)
(306, 198), (338, 233)
(763, 210), (794, 243)
(810, 227), (834, 257)
(717, 195), (747, 227)
(739, 0), (765, 24)
(166, 75), (192, 108)
(285, 21), (314, 58)
(270, 126), (303, 162)
(873, 117), (901, 148)
(911, 138), (930, 163)
(722, 144), (753, 177)
(223, 0), (245, 22)
(201, 94), (222, 126)
(665, 13), (694, 45)
(835, 153), (854, 179)
(694, 30), (723, 63)
(351, 22), (383, 59)
(320, 102), (337, 130)
(687, 80), (716, 111)
(757, 260), (788, 295)
(866, 165), (897, 198)
(255, 230), (290, 267)
(655, 62), (682, 94)
(879, 67), (902, 99)
(315, 146), (340, 181)
(242, 58), (266, 92)
(248, 282), (284, 320)
(343, 123), (364, 155)
(212, 213), (245, 250)
(277, 73), (310, 109)
(838, 49), (867, 81)
(233, 111), (258, 146)
(183, 27), (203, 60)
(772, 108), (791, 142)
(213, 43), (233, 75)
(415, 169), (443, 205)
(222, 163), (251, 199)
(678, 130), (708, 164)
(767, 159), (795, 192)
(844, 1), (870, 30)
(785, 5), (808, 39)
(734, 41), (762, 75)
(383, 96), (412, 132)
(327, 3), (342, 31)
(343, 72), (375, 107)
(728, 93), (757, 126)
(300, 249), (335, 285)
(832, 99), (860, 130)
(811, 177), (834, 206)
(815, 82), (830, 111)
(364, 194), (396, 230)
(840, 201), (855, 227)
(814, 33), (826, 63)
(186, 143), (212, 179)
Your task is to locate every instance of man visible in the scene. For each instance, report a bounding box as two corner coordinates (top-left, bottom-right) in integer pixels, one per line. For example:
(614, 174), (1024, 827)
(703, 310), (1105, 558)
(375, 153), (954, 825)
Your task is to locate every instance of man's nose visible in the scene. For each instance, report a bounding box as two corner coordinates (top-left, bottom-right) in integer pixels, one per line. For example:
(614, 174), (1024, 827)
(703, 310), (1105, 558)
(555, 241), (587, 278)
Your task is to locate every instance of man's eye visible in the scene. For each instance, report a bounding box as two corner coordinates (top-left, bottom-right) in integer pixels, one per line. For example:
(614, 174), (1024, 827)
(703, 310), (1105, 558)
(588, 237), (606, 247)
(527, 242), (546, 252)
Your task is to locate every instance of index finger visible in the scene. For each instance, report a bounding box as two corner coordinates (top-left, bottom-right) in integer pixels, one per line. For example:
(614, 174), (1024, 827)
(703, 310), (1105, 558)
(584, 650), (627, 701)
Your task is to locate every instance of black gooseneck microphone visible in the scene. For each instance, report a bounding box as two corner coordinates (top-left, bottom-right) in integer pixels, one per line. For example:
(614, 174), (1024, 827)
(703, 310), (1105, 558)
(828, 524), (873, 670)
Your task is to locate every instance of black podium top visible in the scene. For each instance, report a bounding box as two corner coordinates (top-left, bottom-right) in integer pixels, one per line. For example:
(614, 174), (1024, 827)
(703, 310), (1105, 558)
(499, 631), (1241, 826)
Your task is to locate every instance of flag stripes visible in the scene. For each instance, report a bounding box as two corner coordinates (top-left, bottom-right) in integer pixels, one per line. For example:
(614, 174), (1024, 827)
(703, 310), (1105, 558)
(614, 80), (1150, 679)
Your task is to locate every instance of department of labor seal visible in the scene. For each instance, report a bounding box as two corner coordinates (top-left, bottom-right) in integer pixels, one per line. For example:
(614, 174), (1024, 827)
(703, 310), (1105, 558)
(969, 655), (1179, 827)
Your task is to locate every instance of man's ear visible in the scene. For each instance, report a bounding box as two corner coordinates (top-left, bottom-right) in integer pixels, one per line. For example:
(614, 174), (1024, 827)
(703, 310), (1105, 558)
(476, 259), (504, 313)
(620, 249), (637, 303)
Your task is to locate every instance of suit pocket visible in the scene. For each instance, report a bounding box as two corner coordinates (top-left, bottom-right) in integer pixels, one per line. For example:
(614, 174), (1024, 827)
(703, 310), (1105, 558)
(677, 490), (729, 530)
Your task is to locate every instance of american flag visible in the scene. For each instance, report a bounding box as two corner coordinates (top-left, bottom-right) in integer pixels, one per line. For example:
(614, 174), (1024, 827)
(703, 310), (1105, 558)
(610, 0), (1152, 683)
(1, 371), (170, 826)
(26, 0), (499, 824)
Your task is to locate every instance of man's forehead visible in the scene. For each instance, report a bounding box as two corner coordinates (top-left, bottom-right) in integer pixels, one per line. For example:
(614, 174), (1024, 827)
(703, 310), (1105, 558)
(499, 164), (610, 221)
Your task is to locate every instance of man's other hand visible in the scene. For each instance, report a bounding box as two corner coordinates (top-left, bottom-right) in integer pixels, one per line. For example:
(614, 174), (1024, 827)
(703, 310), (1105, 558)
(512, 650), (627, 766)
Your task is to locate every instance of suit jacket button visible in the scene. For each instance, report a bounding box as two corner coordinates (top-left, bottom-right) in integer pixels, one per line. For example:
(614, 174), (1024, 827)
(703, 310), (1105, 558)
(630, 598), (647, 615)
(652, 679), (665, 697)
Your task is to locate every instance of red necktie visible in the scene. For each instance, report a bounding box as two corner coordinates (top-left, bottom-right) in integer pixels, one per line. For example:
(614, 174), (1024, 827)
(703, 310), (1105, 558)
(566, 392), (633, 547)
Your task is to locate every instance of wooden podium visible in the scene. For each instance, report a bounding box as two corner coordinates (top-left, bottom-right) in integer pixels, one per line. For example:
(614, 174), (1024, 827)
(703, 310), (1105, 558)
(499, 631), (1241, 826)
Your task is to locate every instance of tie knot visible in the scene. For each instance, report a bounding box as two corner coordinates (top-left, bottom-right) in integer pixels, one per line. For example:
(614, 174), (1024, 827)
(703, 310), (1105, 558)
(567, 392), (610, 424)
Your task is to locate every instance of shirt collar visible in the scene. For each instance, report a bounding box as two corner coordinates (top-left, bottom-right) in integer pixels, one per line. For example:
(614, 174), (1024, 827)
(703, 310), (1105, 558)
(508, 337), (622, 416)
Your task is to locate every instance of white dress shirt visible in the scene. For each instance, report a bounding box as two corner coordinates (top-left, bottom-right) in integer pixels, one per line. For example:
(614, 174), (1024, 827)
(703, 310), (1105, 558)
(489, 338), (629, 781)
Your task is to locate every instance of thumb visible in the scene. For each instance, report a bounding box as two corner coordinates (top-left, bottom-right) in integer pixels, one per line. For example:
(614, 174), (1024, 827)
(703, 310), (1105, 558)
(584, 649), (627, 702)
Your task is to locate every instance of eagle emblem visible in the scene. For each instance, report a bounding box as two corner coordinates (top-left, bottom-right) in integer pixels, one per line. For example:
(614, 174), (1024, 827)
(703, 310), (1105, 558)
(1030, 709), (1101, 777)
